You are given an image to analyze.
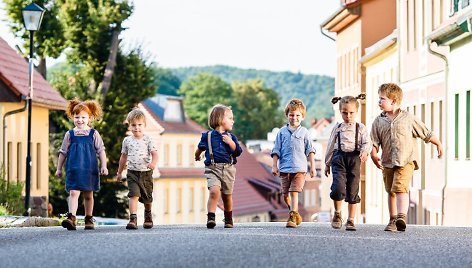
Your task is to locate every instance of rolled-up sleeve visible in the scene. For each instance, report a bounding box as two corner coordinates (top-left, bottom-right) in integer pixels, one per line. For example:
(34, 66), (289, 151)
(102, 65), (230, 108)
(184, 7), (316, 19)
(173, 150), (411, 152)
(59, 131), (71, 155)
(412, 116), (433, 143)
(370, 118), (381, 150)
(360, 124), (373, 155)
(93, 131), (106, 154)
(271, 132), (281, 158)
(304, 135), (316, 156)
(231, 134), (243, 157)
(324, 126), (337, 166)
(198, 132), (208, 151)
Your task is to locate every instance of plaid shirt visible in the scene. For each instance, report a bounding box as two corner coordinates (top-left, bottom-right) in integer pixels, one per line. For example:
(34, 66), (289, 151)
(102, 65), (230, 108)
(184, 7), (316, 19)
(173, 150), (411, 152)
(370, 110), (433, 169)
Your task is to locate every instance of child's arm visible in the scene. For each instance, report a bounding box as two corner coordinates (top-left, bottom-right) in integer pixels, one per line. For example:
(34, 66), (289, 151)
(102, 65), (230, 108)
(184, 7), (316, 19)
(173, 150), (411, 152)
(271, 154), (279, 176)
(55, 153), (66, 177)
(370, 145), (383, 170)
(99, 150), (108, 176)
(195, 148), (204, 161)
(222, 134), (236, 151)
(116, 153), (127, 182)
(148, 150), (158, 170)
(308, 152), (316, 178)
(429, 136), (443, 158)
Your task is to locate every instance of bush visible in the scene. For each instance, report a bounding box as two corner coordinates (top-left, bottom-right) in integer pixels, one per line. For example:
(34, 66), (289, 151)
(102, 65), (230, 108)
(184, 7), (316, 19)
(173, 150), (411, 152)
(0, 205), (8, 216)
(0, 167), (24, 215)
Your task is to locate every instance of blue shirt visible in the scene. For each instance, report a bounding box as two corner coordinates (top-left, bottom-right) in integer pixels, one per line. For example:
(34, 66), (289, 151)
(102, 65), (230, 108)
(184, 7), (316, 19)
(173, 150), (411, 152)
(271, 125), (316, 173)
(198, 130), (243, 166)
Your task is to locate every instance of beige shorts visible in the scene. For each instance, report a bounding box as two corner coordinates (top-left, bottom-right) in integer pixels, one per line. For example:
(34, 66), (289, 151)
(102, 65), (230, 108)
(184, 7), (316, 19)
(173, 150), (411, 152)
(382, 162), (415, 193)
(280, 172), (306, 194)
(205, 164), (236, 195)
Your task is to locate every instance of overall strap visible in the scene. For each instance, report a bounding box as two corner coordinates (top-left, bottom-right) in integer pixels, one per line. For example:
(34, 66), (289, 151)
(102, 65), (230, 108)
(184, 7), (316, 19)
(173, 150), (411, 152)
(355, 123), (359, 151)
(207, 131), (215, 165)
(337, 123), (342, 151)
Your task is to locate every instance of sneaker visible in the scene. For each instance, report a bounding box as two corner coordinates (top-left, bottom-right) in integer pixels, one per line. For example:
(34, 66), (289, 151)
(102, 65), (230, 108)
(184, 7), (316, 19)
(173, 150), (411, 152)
(207, 213), (216, 229)
(224, 218), (234, 228)
(396, 213), (407, 232)
(384, 217), (397, 232)
(286, 211), (297, 228)
(331, 211), (342, 229)
(126, 214), (138, 230)
(143, 210), (153, 229)
(294, 211), (302, 226)
(84, 215), (95, 230)
(345, 219), (356, 231)
(61, 213), (77, 231)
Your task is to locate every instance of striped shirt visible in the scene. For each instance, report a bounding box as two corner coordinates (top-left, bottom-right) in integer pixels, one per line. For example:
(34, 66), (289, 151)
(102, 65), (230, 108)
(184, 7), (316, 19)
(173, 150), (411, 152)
(370, 110), (433, 170)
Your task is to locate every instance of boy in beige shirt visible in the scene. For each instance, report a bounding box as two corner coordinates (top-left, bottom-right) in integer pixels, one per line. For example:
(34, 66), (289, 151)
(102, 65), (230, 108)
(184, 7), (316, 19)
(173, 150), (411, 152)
(371, 83), (443, 232)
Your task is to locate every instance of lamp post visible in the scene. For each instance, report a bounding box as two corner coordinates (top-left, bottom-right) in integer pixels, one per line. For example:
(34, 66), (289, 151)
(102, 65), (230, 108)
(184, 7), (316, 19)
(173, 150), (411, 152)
(21, 2), (45, 215)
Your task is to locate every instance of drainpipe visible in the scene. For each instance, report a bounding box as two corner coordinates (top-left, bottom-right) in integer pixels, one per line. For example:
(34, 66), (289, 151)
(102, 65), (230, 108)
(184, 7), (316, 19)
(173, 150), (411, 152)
(2, 95), (27, 188)
(320, 27), (336, 42)
(426, 39), (448, 226)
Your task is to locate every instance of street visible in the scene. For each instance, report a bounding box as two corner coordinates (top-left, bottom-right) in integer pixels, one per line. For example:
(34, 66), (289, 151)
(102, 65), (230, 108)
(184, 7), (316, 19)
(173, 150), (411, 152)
(1, 222), (471, 267)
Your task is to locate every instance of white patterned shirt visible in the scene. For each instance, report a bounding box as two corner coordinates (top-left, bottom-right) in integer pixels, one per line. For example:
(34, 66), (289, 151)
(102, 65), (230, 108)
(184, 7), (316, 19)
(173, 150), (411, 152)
(121, 135), (157, 171)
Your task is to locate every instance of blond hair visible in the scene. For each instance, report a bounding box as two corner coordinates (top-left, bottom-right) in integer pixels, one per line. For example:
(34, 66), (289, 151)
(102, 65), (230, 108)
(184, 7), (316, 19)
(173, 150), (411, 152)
(331, 93), (366, 110)
(66, 98), (103, 123)
(208, 104), (231, 129)
(284, 98), (306, 117)
(125, 108), (146, 126)
(378, 83), (403, 104)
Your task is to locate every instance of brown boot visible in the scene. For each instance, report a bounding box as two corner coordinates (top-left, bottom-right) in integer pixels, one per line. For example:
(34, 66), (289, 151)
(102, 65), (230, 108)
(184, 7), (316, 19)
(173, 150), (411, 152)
(224, 217), (234, 228)
(286, 211), (297, 228)
(84, 215), (95, 230)
(143, 210), (153, 229)
(126, 214), (138, 230)
(61, 213), (77, 231)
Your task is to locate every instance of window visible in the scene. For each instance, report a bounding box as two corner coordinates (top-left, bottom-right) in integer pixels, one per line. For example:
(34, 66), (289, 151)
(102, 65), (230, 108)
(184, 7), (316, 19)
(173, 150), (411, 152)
(176, 144), (182, 166)
(431, 102), (435, 158)
(455, 94), (459, 159)
(201, 187), (206, 211)
(36, 143), (41, 190)
(164, 188), (169, 214)
(7, 142), (12, 182)
(439, 100), (443, 142)
(189, 144), (195, 166)
(164, 144), (170, 167)
(467, 90), (471, 159)
(16, 142), (22, 183)
(189, 187), (194, 212)
(176, 188), (182, 213)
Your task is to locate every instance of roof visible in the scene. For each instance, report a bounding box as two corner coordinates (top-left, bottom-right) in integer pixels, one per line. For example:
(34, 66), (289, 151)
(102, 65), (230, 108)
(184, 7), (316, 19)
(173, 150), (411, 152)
(0, 37), (66, 110)
(158, 168), (204, 178)
(141, 94), (206, 134)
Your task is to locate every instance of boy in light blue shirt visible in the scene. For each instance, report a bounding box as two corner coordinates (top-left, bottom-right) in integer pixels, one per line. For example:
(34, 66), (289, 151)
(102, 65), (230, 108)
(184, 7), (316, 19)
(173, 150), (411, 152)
(271, 99), (316, 228)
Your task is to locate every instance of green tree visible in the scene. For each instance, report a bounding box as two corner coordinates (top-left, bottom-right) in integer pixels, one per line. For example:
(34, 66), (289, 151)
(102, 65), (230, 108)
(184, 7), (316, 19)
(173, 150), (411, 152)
(4, 0), (66, 77)
(232, 80), (284, 142)
(179, 73), (235, 128)
(154, 67), (181, 96)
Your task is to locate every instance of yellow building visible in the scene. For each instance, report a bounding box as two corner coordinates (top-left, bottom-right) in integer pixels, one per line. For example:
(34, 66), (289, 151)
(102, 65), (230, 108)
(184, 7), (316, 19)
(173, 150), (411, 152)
(0, 37), (66, 216)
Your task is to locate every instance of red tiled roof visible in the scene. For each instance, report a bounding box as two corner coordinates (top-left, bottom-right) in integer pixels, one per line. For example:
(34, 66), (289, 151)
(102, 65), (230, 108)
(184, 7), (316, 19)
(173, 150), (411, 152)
(159, 168), (204, 178)
(0, 37), (66, 109)
(141, 101), (206, 134)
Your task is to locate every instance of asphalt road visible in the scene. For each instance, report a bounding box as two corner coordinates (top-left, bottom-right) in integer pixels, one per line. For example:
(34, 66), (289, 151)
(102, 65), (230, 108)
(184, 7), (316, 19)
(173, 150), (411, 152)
(1, 222), (471, 267)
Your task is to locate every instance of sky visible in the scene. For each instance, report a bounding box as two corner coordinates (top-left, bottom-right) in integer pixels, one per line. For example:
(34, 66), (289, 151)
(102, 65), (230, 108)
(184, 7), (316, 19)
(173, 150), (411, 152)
(0, 0), (340, 76)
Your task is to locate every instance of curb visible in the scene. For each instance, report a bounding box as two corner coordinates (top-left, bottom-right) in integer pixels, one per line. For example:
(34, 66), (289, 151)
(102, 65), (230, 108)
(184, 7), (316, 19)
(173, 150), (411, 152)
(0, 216), (60, 228)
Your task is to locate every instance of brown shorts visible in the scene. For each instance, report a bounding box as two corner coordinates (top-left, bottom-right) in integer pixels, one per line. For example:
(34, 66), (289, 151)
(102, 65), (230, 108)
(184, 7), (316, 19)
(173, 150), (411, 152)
(382, 162), (415, 193)
(205, 163), (236, 195)
(280, 172), (306, 194)
(127, 170), (153, 203)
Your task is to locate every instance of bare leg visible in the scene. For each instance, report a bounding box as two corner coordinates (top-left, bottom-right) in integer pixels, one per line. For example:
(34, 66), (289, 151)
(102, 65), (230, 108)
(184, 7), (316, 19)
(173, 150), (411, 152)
(283, 193), (291, 210)
(83, 191), (94, 216)
(129, 196), (139, 214)
(68, 190), (81, 215)
(396, 193), (409, 215)
(290, 192), (298, 212)
(388, 192), (397, 218)
(222, 194), (233, 212)
(348, 203), (356, 221)
(333, 200), (342, 212)
(207, 186), (221, 213)
(144, 202), (152, 211)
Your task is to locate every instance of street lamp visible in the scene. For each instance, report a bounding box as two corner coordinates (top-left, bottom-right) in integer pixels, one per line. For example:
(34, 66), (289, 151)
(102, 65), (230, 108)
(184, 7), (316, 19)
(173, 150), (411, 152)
(21, 2), (45, 215)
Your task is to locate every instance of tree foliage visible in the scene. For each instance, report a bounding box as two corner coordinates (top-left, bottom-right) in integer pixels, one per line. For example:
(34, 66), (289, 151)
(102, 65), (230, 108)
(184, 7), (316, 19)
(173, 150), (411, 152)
(232, 80), (284, 141)
(154, 67), (181, 96)
(178, 73), (235, 128)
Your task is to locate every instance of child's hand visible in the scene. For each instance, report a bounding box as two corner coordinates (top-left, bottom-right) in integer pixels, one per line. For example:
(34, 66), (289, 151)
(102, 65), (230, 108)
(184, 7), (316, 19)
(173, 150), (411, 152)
(271, 166), (279, 176)
(222, 134), (233, 145)
(116, 174), (123, 183)
(309, 169), (316, 178)
(371, 154), (383, 170)
(195, 154), (201, 161)
(147, 163), (156, 170)
(324, 165), (330, 177)
(360, 152), (368, 162)
(55, 169), (62, 177)
(436, 144), (443, 158)
(100, 167), (109, 176)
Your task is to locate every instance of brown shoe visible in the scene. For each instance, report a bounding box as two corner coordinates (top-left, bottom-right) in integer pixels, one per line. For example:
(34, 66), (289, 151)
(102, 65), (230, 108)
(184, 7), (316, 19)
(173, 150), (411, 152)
(207, 213), (216, 229)
(396, 213), (407, 232)
(286, 211), (297, 228)
(143, 210), (153, 229)
(293, 211), (302, 225)
(61, 213), (77, 231)
(345, 219), (356, 231)
(384, 217), (397, 232)
(126, 214), (138, 230)
(331, 211), (342, 229)
(84, 215), (95, 230)
(224, 218), (234, 228)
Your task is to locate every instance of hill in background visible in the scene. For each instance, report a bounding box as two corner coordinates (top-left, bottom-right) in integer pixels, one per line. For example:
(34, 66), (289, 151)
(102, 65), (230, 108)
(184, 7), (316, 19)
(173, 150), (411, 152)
(165, 65), (335, 123)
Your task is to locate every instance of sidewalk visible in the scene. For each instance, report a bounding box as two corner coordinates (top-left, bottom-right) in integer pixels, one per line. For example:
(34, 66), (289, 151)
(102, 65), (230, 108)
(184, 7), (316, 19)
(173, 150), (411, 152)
(0, 216), (60, 228)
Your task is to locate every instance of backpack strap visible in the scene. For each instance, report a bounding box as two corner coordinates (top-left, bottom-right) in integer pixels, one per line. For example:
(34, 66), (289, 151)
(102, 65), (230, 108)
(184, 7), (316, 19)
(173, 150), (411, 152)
(336, 123), (342, 151)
